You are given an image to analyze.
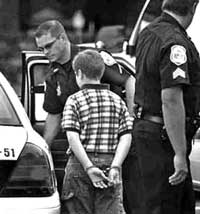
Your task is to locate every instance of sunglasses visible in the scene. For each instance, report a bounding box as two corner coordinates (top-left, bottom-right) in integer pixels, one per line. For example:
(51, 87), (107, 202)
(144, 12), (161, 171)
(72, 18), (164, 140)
(38, 35), (60, 52)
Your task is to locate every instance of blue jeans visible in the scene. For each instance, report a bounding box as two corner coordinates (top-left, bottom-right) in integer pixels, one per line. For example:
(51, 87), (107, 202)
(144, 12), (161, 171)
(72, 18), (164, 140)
(61, 153), (125, 214)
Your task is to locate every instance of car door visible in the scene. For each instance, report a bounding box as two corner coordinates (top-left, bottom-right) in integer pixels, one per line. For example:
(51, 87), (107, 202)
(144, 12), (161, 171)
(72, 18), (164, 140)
(21, 51), (68, 194)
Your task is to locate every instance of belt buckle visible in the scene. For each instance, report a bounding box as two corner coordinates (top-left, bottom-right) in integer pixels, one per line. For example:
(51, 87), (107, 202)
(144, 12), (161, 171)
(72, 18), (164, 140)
(136, 107), (143, 119)
(143, 114), (163, 124)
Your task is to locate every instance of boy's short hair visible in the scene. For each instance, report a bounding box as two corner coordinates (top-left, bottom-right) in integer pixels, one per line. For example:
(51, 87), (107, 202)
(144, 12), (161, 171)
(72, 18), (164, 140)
(162, 0), (199, 16)
(72, 49), (105, 80)
(35, 20), (66, 38)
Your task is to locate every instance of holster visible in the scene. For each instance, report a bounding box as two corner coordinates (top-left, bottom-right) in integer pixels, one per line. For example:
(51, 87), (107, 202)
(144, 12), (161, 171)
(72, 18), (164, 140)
(161, 116), (200, 143)
(186, 117), (200, 140)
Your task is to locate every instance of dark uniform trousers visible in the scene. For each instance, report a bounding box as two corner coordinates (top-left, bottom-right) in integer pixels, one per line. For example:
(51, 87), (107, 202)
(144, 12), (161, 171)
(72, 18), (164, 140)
(124, 119), (195, 214)
(122, 141), (145, 214)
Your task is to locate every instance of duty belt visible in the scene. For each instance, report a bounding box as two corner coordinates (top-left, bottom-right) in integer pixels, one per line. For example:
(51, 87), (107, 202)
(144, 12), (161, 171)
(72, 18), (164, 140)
(142, 114), (163, 125)
(135, 106), (163, 125)
(135, 106), (200, 127)
(140, 114), (200, 126)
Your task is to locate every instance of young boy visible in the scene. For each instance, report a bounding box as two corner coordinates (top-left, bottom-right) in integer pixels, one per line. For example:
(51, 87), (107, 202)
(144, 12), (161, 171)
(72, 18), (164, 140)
(61, 49), (132, 214)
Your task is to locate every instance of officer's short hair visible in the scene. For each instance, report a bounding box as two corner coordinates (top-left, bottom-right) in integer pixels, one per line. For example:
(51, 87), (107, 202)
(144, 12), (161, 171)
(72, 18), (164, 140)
(35, 20), (66, 39)
(162, 0), (199, 16)
(72, 49), (105, 80)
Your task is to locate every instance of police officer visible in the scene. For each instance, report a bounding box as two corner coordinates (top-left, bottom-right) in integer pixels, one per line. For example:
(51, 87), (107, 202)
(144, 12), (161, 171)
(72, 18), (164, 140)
(35, 20), (135, 147)
(131, 0), (200, 213)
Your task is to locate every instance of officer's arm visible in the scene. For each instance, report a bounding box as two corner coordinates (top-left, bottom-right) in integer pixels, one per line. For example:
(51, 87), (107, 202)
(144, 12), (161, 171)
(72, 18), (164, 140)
(162, 86), (186, 155)
(43, 113), (61, 147)
(102, 63), (135, 116)
(162, 86), (188, 184)
(125, 75), (135, 117)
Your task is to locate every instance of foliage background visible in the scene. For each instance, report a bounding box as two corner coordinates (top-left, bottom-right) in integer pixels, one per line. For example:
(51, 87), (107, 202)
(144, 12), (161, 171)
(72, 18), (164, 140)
(0, 0), (162, 95)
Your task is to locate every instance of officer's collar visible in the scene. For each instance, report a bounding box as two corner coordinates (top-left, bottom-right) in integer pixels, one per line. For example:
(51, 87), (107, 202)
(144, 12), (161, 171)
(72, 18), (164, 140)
(161, 12), (187, 36)
(71, 44), (80, 59)
(50, 44), (80, 68)
(81, 84), (110, 90)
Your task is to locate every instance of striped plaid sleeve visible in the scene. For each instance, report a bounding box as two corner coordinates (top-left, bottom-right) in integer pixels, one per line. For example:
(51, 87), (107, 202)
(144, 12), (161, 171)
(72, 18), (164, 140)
(61, 96), (80, 133)
(118, 100), (133, 137)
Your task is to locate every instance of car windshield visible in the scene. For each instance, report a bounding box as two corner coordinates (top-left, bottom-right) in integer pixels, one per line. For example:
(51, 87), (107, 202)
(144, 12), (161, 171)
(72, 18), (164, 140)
(0, 86), (21, 126)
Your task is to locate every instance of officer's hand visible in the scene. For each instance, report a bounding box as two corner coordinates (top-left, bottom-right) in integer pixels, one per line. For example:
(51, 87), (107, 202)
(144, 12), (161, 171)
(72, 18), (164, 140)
(87, 166), (111, 188)
(108, 167), (120, 186)
(169, 154), (188, 185)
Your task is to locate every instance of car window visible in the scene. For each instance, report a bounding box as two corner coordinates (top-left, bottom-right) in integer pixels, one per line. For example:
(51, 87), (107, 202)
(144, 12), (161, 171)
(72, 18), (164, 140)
(31, 64), (48, 121)
(0, 86), (21, 125)
(33, 64), (49, 86)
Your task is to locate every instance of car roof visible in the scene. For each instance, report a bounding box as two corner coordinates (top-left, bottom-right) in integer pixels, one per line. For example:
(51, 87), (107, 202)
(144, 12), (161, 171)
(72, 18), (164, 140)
(0, 72), (47, 149)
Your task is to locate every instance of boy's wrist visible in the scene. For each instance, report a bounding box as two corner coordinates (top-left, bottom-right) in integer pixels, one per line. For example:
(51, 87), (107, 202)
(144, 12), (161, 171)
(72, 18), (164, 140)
(85, 165), (97, 173)
(110, 165), (121, 172)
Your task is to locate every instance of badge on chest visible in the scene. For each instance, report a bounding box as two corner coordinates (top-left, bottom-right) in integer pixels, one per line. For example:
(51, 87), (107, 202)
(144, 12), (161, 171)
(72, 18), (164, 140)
(56, 81), (61, 96)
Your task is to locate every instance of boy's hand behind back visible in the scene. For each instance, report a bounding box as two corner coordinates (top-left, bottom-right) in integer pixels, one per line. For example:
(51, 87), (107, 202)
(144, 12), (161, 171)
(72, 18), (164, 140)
(108, 168), (120, 186)
(87, 167), (111, 188)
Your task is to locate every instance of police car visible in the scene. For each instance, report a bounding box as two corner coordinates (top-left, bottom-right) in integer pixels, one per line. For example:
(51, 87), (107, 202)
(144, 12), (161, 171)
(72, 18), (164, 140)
(0, 72), (60, 214)
(187, 2), (200, 192)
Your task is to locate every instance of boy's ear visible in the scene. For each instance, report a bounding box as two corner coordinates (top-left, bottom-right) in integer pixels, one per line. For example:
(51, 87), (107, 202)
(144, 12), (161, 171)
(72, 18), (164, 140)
(59, 32), (67, 42)
(76, 68), (86, 80)
(76, 69), (83, 78)
(192, 1), (198, 14)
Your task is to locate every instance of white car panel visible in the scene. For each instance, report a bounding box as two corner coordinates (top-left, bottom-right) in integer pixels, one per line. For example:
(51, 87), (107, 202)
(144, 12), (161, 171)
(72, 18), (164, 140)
(0, 126), (27, 160)
(0, 71), (60, 213)
(0, 191), (60, 214)
(190, 139), (200, 191)
(187, 3), (200, 192)
(187, 3), (200, 54)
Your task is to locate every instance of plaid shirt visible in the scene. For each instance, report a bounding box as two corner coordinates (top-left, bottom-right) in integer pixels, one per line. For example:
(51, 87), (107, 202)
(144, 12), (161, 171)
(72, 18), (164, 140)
(61, 84), (133, 153)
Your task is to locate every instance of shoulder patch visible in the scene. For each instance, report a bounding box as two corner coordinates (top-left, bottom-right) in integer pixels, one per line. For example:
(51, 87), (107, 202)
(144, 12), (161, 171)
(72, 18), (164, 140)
(173, 68), (186, 79)
(170, 45), (187, 66)
(100, 51), (117, 66)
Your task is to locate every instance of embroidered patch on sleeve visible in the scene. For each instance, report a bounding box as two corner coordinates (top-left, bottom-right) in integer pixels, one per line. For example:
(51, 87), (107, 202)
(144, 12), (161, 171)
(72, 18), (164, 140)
(170, 45), (187, 66)
(100, 51), (117, 66)
(173, 67), (186, 79)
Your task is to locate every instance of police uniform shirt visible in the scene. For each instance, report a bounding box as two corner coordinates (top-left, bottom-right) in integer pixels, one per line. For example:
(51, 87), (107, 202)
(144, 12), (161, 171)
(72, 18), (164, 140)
(80, 48), (131, 99)
(135, 12), (200, 117)
(100, 50), (131, 99)
(43, 44), (79, 114)
(44, 45), (131, 114)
